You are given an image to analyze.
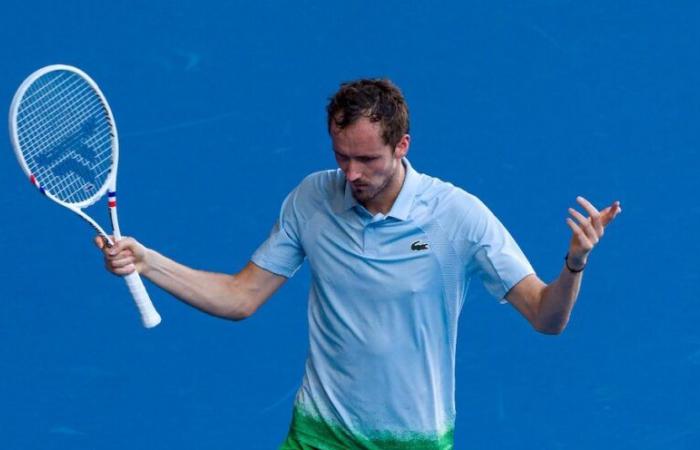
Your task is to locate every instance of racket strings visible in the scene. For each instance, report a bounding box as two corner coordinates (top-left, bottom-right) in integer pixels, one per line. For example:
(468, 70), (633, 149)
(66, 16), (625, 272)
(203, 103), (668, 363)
(20, 81), (109, 160)
(19, 75), (90, 150)
(20, 77), (105, 160)
(18, 78), (81, 157)
(16, 70), (114, 205)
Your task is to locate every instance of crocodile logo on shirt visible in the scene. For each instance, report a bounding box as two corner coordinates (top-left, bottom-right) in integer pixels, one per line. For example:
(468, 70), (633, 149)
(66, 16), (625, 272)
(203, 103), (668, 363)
(411, 240), (429, 251)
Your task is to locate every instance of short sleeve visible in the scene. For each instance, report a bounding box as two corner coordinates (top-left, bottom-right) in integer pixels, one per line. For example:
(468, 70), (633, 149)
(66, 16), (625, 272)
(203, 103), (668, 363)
(465, 198), (535, 302)
(251, 187), (306, 278)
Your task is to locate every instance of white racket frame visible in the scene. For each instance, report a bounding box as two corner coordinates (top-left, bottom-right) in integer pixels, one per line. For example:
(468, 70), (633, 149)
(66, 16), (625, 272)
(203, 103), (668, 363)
(8, 64), (161, 328)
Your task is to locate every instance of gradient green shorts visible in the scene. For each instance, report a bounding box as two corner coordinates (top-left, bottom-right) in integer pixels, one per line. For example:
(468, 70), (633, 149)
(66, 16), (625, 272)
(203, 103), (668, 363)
(279, 434), (318, 450)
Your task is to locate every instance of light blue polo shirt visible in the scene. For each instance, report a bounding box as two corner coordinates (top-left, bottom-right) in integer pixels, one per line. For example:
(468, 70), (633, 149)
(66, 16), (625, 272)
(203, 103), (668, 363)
(252, 160), (534, 450)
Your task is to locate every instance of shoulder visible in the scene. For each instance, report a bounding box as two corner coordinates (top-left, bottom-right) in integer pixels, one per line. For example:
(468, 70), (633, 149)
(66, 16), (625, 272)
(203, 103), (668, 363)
(282, 169), (343, 214)
(414, 172), (489, 218)
(291, 169), (343, 203)
(296, 169), (344, 196)
(413, 172), (496, 240)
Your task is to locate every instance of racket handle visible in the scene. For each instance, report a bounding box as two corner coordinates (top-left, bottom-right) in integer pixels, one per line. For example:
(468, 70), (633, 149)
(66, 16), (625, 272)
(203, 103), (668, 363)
(123, 271), (162, 328)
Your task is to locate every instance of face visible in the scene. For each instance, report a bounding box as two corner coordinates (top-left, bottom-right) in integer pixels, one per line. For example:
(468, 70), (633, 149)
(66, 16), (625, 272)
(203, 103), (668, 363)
(331, 117), (409, 208)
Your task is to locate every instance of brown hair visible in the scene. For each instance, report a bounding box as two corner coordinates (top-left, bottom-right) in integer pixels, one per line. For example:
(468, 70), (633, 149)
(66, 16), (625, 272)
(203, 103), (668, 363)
(326, 79), (409, 149)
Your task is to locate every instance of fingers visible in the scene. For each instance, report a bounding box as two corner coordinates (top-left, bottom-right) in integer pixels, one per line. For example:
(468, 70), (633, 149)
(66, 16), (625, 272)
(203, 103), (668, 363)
(576, 196), (604, 235)
(105, 236), (140, 257)
(601, 200), (622, 226)
(94, 234), (122, 252)
(106, 256), (137, 276)
(567, 196), (621, 260)
(566, 217), (594, 251)
(568, 207), (600, 244)
(95, 235), (139, 276)
(106, 238), (129, 256)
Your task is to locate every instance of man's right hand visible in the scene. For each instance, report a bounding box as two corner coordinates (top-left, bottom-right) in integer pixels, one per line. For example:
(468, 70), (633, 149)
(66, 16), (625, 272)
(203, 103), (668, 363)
(94, 236), (149, 277)
(94, 235), (288, 320)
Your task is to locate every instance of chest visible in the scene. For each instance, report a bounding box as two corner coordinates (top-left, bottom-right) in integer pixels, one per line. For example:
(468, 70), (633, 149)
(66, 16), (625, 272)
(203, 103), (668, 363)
(301, 211), (445, 300)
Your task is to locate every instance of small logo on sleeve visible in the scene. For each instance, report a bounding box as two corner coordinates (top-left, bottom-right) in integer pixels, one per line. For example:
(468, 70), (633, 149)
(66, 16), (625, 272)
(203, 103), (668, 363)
(411, 240), (429, 251)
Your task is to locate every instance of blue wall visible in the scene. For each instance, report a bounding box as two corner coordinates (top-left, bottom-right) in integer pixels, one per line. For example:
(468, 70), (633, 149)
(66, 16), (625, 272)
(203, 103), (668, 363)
(0, 1), (698, 448)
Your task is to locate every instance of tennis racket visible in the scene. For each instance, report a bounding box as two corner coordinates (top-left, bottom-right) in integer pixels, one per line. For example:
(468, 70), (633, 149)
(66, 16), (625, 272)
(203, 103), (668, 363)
(8, 64), (161, 328)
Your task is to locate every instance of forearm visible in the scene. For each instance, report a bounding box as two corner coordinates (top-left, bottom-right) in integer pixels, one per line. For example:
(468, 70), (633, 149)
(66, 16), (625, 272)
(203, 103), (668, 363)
(140, 249), (253, 320)
(509, 197), (620, 334)
(536, 263), (583, 334)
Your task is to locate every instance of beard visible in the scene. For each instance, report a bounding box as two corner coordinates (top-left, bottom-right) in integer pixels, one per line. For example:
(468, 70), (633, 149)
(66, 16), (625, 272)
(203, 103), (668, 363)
(350, 184), (379, 203)
(350, 161), (399, 204)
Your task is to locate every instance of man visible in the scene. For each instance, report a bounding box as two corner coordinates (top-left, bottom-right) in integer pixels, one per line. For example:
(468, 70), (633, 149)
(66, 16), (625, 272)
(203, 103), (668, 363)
(97, 79), (621, 449)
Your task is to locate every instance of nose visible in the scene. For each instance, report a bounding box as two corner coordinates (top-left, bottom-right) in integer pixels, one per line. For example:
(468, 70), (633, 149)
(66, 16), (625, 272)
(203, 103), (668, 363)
(345, 161), (362, 182)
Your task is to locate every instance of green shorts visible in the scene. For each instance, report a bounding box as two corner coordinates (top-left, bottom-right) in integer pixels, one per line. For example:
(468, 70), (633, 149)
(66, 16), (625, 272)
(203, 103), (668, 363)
(279, 433), (320, 450)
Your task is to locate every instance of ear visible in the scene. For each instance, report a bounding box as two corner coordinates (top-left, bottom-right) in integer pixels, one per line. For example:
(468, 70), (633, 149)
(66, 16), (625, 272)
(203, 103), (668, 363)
(394, 134), (410, 159)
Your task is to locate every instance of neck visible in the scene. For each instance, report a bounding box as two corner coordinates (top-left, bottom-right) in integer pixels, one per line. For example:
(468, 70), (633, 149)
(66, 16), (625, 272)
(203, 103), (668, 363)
(365, 160), (406, 215)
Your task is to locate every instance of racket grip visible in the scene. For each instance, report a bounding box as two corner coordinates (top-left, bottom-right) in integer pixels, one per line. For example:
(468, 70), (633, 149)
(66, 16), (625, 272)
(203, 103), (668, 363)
(123, 271), (162, 328)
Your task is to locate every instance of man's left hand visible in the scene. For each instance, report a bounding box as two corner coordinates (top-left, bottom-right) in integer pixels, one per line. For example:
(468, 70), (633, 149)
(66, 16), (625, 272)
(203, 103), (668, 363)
(565, 196), (622, 269)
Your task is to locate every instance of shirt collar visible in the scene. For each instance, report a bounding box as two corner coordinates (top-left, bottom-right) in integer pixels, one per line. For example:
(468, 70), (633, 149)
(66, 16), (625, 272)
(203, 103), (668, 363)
(340, 158), (420, 221)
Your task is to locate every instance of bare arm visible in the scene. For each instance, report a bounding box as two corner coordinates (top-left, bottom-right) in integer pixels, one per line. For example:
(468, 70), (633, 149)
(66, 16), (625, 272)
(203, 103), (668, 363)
(504, 270), (581, 335)
(95, 237), (287, 320)
(505, 196), (622, 334)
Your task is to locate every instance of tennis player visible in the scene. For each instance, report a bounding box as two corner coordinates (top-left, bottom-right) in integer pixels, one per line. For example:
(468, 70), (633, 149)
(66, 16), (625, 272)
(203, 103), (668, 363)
(97, 79), (621, 449)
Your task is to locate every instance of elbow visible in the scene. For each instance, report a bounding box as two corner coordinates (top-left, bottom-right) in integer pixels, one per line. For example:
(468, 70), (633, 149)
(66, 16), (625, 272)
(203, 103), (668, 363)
(227, 311), (250, 322)
(228, 313), (251, 322)
(537, 325), (566, 336)
(209, 296), (256, 321)
(533, 319), (568, 336)
(225, 302), (257, 321)
(220, 275), (259, 321)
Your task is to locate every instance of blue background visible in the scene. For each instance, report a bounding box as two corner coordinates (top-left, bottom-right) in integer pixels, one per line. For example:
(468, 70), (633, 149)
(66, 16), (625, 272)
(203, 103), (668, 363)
(1, 1), (698, 449)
